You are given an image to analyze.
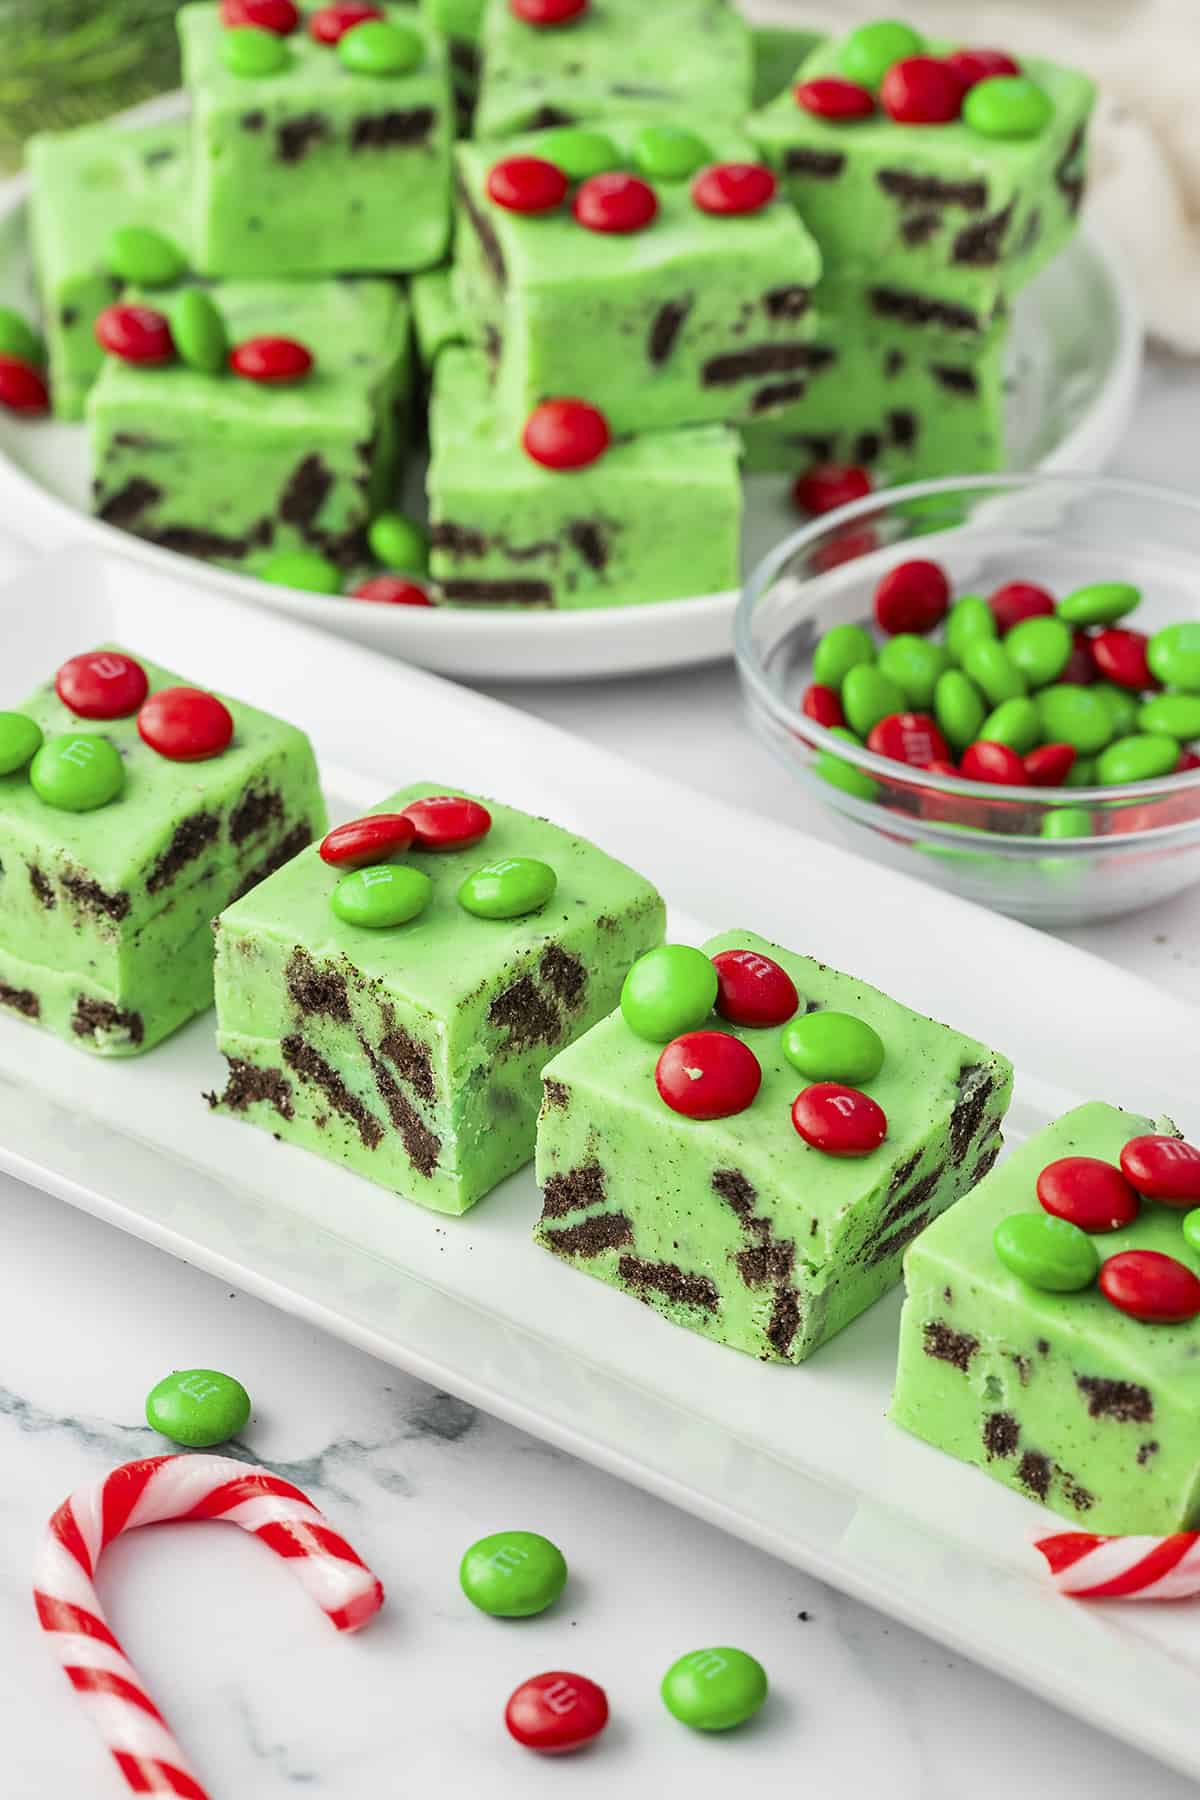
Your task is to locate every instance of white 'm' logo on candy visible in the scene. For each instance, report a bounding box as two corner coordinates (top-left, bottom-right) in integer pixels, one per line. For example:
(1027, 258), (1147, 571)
(360, 868), (396, 887)
(829, 1094), (857, 1117)
(92, 656), (126, 682)
(62, 738), (97, 768)
(1155, 1142), (1200, 1163)
(542, 1679), (579, 1715)
(688, 1651), (728, 1679)
(488, 1545), (529, 1574)
(178, 1375), (223, 1402)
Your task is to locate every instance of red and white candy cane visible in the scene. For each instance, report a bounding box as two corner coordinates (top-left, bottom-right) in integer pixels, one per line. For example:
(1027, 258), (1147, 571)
(33, 1453), (384, 1798)
(1037, 1529), (1200, 1599)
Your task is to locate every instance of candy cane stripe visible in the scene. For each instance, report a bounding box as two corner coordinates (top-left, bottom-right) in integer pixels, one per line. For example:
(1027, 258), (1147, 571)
(50, 1499), (96, 1577)
(113, 1751), (209, 1798)
(66, 1667), (167, 1722)
(255, 1518), (372, 1566)
(182, 1472), (317, 1520)
(35, 1593), (124, 1651)
(101, 1457), (172, 1545)
(1036, 1530), (1200, 1599)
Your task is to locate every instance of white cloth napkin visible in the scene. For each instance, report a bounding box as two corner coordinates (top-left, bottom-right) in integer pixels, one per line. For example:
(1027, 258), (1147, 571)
(744, 0), (1199, 353)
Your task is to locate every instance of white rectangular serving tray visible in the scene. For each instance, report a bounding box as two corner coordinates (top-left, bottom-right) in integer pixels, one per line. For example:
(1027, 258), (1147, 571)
(5, 546), (1200, 1781)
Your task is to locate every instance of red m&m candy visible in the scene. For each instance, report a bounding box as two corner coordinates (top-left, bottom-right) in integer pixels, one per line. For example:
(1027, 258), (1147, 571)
(1120, 1135), (1200, 1205)
(1063, 630), (1098, 685)
(320, 813), (416, 868)
(351, 576), (432, 605)
(1091, 627), (1156, 691)
(0, 355), (49, 415)
(229, 336), (312, 383)
(220, 0), (298, 27)
(308, 1), (382, 41)
(1099, 1250), (1200, 1324)
(802, 684), (845, 729)
(138, 687), (234, 761)
(794, 77), (875, 120)
(510, 0), (589, 24)
(712, 949), (798, 1028)
(874, 560), (950, 635)
(1024, 742), (1076, 787)
(867, 712), (950, 769)
(960, 740), (1028, 786)
(691, 162), (776, 216)
(487, 156), (568, 213)
(946, 48), (1020, 87)
(792, 1083), (887, 1156)
(1036, 1156), (1140, 1233)
(988, 581), (1055, 633)
(880, 57), (965, 125)
(505, 1671), (608, 1754)
(55, 651), (148, 720)
(522, 398), (609, 470)
(656, 1031), (762, 1120)
(95, 304), (173, 365)
(400, 794), (491, 850)
(573, 172), (657, 233)
(792, 463), (872, 517)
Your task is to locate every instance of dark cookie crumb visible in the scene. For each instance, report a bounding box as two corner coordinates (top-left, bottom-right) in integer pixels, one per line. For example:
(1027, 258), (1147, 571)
(231, 822), (312, 900)
(702, 343), (819, 387)
(147, 812), (220, 895)
(97, 477), (163, 528)
(952, 200), (1014, 267)
(279, 454), (334, 531)
(542, 1078), (570, 1112)
(361, 1037), (440, 1177)
(282, 1034), (382, 1149)
(764, 285), (811, 321)
(566, 520), (610, 573)
(1137, 1440), (1159, 1466)
(72, 996), (144, 1046)
(618, 1255), (719, 1313)
(648, 297), (692, 365)
(877, 169), (987, 210)
(869, 288), (983, 335)
(62, 872), (131, 923)
(864, 1209), (930, 1267)
(1036, 1338), (1051, 1356)
(286, 948), (350, 1023)
(900, 211), (942, 246)
(751, 379), (809, 414)
(379, 1018), (435, 1103)
(539, 945), (586, 1007)
(1076, 1376), (1152, 1424)
(0, 982), (38, 1019)
(930, 364), (979, 395)
(543, 1211), (633, 1257)
(971, 1142), (1001, 1187)
(1016, 1450), (1052, 1501)
(736, 1241), (795, 1288)
(783, 146), (845, 179)
(28, 865), (55, 909)
(1060, 1472), (1094, 1512)
(712, 1168), (757, 1215)
(540, 1162), (605, 1220)
(949, 1065), (994, 1164)
(767, 1287), (801, 1356)
(872, 1165), (943, 1241)
(229, 784), (284, 846)
(1010, 1353), (1032, 1387)
(457, 173), (506, 288)
(351, 107), (436, 150)
(439, 578), (554, 608)
(489, 976), (560, 1051)
(207, 1056), (294, 1120)
(923, 1320), (978, 1372)
(983, 1412), (1019, 1459)
(276, 113), (329, 164)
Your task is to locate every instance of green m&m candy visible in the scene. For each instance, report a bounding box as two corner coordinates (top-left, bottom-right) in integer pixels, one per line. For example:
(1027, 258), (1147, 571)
(877, 634), (949, 709)
(368, 510), (429, 573)
(1148, 623), (1200, 692)
(0, 305), (45, 367)
(842, 664), (904, 737)
(934, 669), (986, 752)
(1035, 684), (1114, 754)
(459, 856), (556, 919)
(539, 127), (619, 180)
(1040, 806), (1094, 840)
(1183, 1209), (1200, 1258)
(0, 711), (43, 775)
(170, 288), (228, 374)
(979, 696), (1041, 753)
(964, 74), (1053, 139)
(1057, 581), (1140, 627)
(814, 728), (878, 802)
(1092, 683), (1139, 739)
(260, 549), (342, 594)
(1096, 733), (1180, 785)
(222, 24), (289, 74)
(459, 1530), (567, 1618)
(30, 733), (124, 811)
(782, 1010), (884, 1084)
(661, 1647), (768, 1732)
(621, 944), (717, 1043)
(332, 862), (432, 927)
(1138, 693), (1200, 741)
(993, 1212), (1099, 1292)
(339, 18), (423, 74)
(944, 594), (996, 664)
(812, 622), (874, 690)
(145, 1368), (251, 1448)
(106, 224), (186, 288)
(962, 638), (1027, 707)
(1064, 755), (1098, 788)
(1004, 614), (1071, 688)
(633, 123), (710, 181)
(837, 18), (922, 86)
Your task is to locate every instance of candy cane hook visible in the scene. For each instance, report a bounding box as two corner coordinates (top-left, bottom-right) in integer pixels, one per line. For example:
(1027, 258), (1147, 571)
(1036, 1529), (1200, 1600)
(33, 1454), (384, 1798)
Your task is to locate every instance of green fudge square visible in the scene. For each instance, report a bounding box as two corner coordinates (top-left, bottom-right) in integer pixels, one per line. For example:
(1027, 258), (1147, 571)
(535, 929), (1014, 1362)
(0, 647), (324, 1056)
(210, 782), (665, 1215)
(750, 25), (826, 109)
(421, 0), (485, 131)
(891, 1101), (1200, 1535)
(410, 265), (466, 373)
(88, 277), (411, 573)
(179, 1), (453, 276)
(474, 0), (753, 140)
(27, 119), (191, 422)
(749, 35), (1094, 326)
(454, 118), (821, 437)
(428, 349), (741, 610)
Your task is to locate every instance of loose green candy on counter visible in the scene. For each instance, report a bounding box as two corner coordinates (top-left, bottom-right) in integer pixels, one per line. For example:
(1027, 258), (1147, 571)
(1138, 693), (1200, 741)
(964, 74), (1054, 139)
(812, 622), (874, 689)
(814, 727), (878, 802)
(332, 862), (432, 927)
(1064, 755), (1098, 788)
(633, 123), (710, 181)
(621, 943), (718, 1043)
(170, 288), (229, 374)
(1095, 733), (1180, 785)
(30, 733), (124, 812)
(781, 1010), (884, 1084)
(1040, 806), (1094, 840)
(842, 664), (905, 737)
(539, 127), (620, 181)
(459, 856), (556, 919)
(962, 638), (1027, 707)
(368, 510), (429, 572)
(260, 550), (342, 594)
(0, 305), (45, 367)
(1057, 581), (1140, 627)
(106, 224), (187, 288)
(340, 17), (422, 73)
(222, 24), (289, 75)
(661, 1647), (768, 1732)
(459, 1530), (568, 1618)
(0, 711), (43, 775)
(145, 1368), (251, 1447)
(934, 668), (986, 751)
(877, 634), (950, 709)
(978, 696), (1041, 753)
(944, 594), (996, 664)
(1035, 684), (1114, 754)
(993, 1212), (1099, 1292)
(1004, 614), (1072, 688)
(1148, 623), (1200, 692)
(1092, 682), (1139, 739)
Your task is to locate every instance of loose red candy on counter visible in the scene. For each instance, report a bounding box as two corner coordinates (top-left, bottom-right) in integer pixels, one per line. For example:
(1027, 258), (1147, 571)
(0, 355), (49, 415)
(1037, 1156), (1140, 1232)
(945, 47), (1020, 87)
(712, 949), (799, 1028)
(220, 0), (298, 28)
(802, 683), (845, 729)
(867, 711), (949, 769)
(880, 56), (965, 125)
(55, 651), (148, 720)
(794, 76), (876, 120)
(1063, 630), (1098, 685)
(656, 1030), (762, 1119)
(138, 686), (234, 761)
(309, 1), (381, 40)
(400, 794), (491, 850)
(1120, 1135), (1200, 1204)
(522, 398), (610, 470)
(988, 581), (1055, 633)
(792, 463), (872, 516)
(351, 576), (432, 605)
(229, 336), (312, 383)
(960, 740), (1028, 785)
(691, 163), (776, 217)
(573, 172), (657, 233)
(320, 813), (416, 868)
(792, 1083), (887, 1156)
(874, 559), (950, 635)
(1099, 1250), (1200, 1324)
(486, 155), (568, 213)
(505, 1671), (608, 1753)
(1091, 627), (1156, 691)
(510, 0), (589, 23)
(95, 303), (173, 365)
(1024, 742), (1076, 787)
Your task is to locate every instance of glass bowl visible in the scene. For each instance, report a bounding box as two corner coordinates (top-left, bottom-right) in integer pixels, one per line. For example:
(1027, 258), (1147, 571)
(735, 473), (1200, 926)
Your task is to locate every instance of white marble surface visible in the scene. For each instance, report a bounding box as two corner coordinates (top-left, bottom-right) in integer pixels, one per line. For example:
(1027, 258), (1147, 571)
(4, 350), (1200, 1800)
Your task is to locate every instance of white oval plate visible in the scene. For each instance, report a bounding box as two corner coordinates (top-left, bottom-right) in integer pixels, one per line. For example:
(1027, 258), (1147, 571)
(0, 93), (1142, 681)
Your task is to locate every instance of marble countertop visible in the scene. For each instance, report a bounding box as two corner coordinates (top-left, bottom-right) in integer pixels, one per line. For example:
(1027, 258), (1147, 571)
(4, 351), (1199, 1799)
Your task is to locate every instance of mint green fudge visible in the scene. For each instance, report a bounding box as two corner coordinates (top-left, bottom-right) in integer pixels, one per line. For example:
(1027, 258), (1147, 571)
(410, 266), (466, 373)
(421, 0), (486, 130)
(428, 349), (741, 610)
(0, 647), (324, 1056)
(27, 119), (190, 421)
(891, 1102), (1200, 1534)
(454, 118), (821, 436)
(750, 32), (1094, 325)
(474, 0), (753, 140)
(210, 782), (665, 1214)
(89, 277), (410, 573)
(535, 930), (1014, 1361)
(179, 2), (453, 275)
(750, 25), (826, 109)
